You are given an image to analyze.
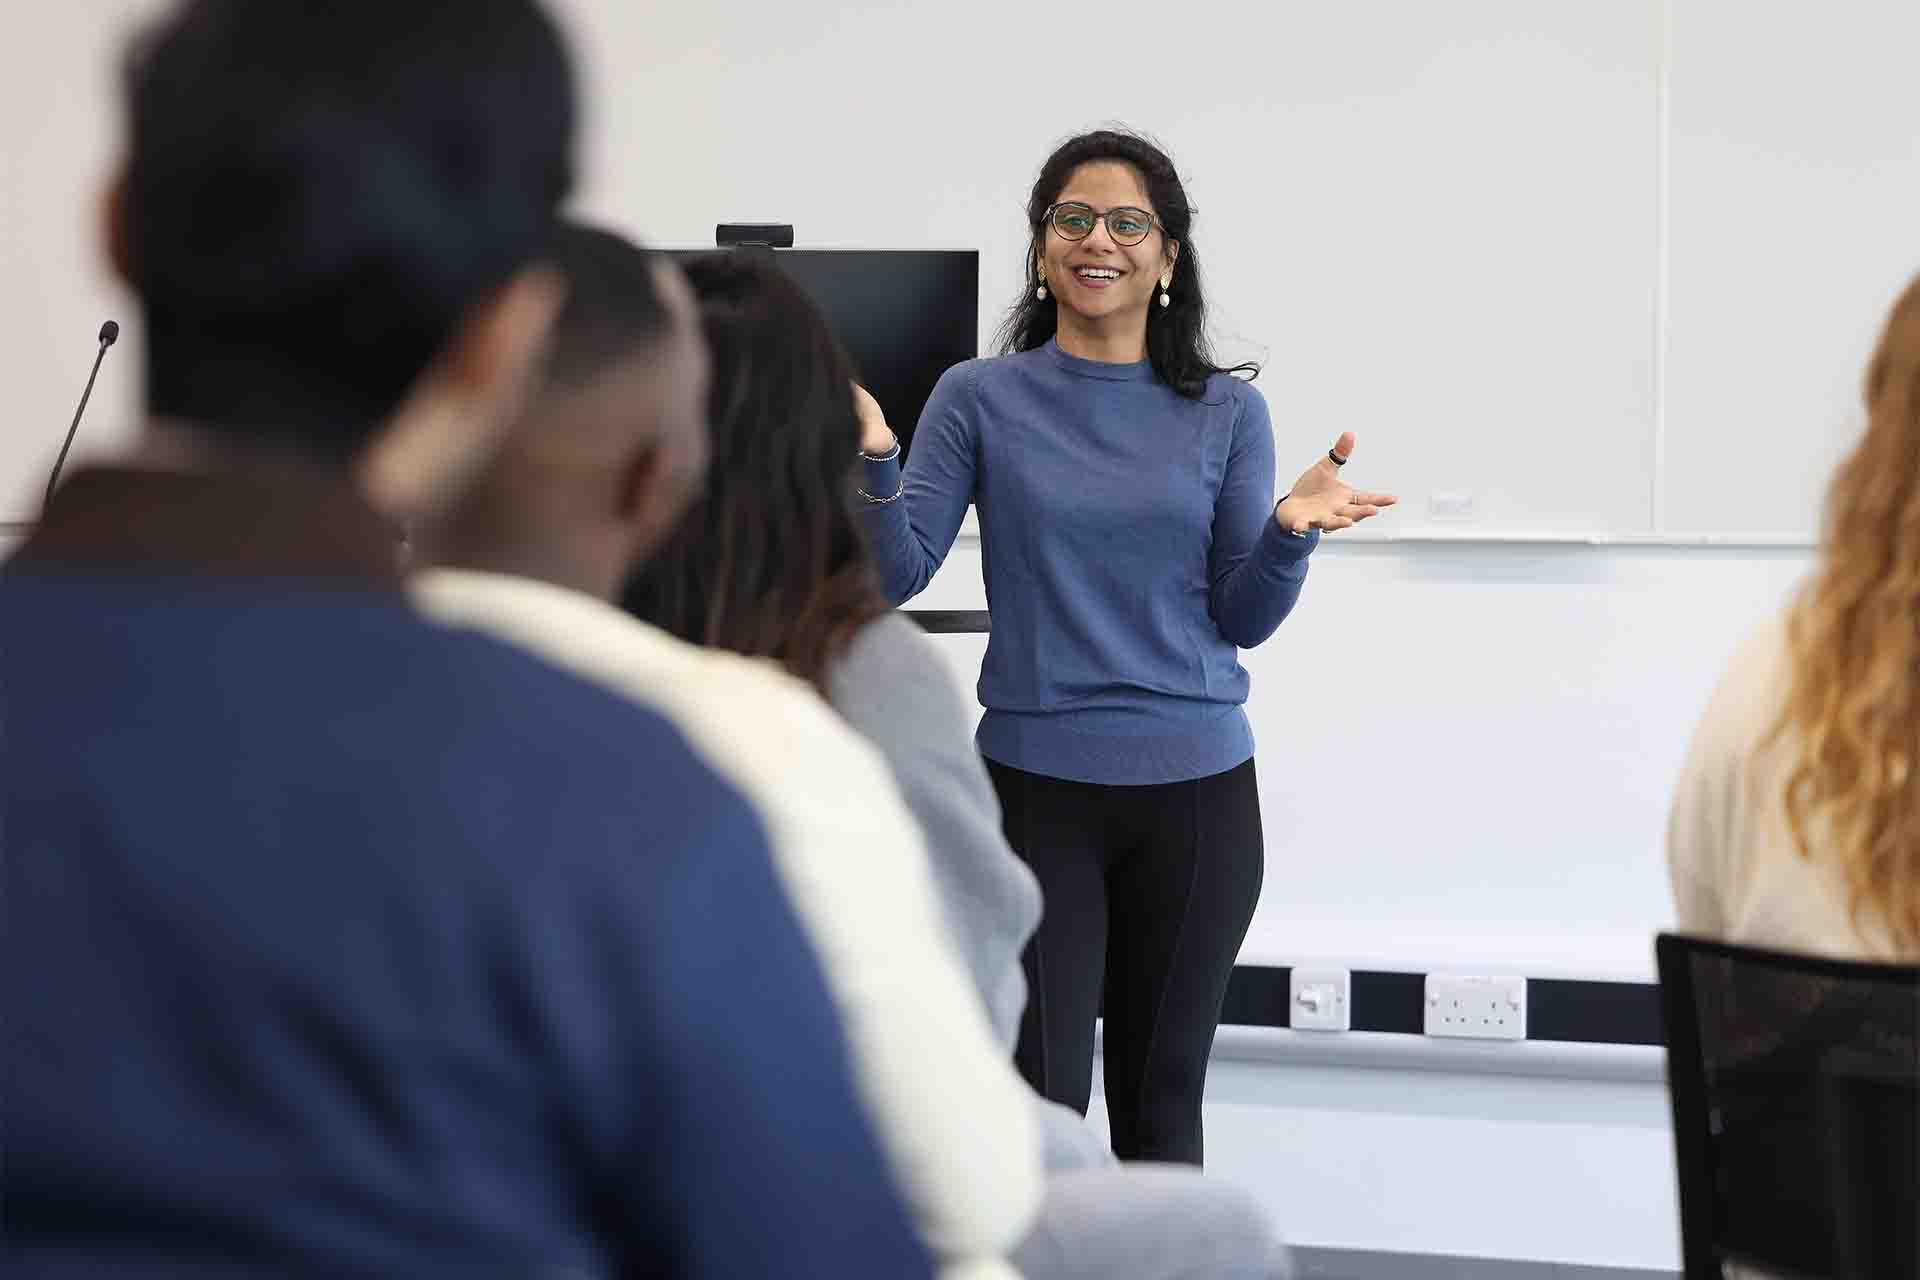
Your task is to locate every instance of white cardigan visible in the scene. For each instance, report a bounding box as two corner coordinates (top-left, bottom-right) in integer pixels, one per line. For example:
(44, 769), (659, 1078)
(416, 570), (1039, 1278)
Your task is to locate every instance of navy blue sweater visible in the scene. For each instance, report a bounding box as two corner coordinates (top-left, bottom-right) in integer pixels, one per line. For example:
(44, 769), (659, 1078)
(859, 340), (1316, 785)
(2, 562), (929, 1278)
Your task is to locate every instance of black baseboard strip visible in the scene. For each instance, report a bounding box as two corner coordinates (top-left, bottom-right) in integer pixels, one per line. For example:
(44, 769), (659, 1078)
(1221, 966), (1662, 1048)
(1351, 971), (1429, 1035)
(1527, 977), (1663, 1046)
(1291, 1246), (1674, 1279)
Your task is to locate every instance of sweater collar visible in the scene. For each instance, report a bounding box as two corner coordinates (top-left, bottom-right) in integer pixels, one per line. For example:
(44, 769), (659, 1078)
(1042, 338), (1155, 383)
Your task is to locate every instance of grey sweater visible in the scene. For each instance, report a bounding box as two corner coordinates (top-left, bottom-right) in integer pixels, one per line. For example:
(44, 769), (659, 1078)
(829, 614), (1042, 1049)
(830, 615), (1115, 1172)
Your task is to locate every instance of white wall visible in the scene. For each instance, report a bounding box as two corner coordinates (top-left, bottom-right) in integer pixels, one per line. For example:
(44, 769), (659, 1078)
(1108, 1034), (1680, 1270)
(918, 539), (1810, 982)
(916, 542), (1802, 1270)
(0, 0), (156, 524)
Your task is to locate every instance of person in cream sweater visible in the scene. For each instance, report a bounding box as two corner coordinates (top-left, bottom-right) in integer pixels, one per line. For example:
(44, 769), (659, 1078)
(1669, 274), (1920, 966)
(414, 225), (1038, 1280)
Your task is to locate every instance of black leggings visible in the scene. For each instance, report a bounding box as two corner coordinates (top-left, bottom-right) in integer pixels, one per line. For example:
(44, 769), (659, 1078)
(986, 757), (1264, 1166)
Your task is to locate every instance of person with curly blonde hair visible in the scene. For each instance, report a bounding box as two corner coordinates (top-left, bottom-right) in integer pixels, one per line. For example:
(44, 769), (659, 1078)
(1669, 272), (1920, 960)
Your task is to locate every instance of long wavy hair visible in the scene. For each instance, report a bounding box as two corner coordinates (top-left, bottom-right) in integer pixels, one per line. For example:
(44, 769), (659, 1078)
(1769, 272), (1920, 954)
(995, 128), (1255, 399)
(620, 252), (888, 695)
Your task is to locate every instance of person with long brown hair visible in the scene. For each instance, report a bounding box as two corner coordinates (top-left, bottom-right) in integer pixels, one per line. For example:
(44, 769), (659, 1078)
(623, 250), (1052, 1081)
(1669, 273), (1920, 960)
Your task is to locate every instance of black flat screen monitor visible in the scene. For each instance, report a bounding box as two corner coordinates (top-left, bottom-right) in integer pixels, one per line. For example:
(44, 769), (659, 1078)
(669, 248), (978, 462)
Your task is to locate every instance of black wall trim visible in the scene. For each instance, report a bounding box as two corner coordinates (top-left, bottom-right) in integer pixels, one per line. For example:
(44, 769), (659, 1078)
(1527, 976), (1664, 1045)
(1352, 970), (1430, 1035)
(1219, 966), (1290, 1027)
(1220, 966), (1662, 1046)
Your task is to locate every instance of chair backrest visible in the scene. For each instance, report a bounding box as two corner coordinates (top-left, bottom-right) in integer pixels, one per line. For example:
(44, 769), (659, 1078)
(1656, 933), (1919, 1280)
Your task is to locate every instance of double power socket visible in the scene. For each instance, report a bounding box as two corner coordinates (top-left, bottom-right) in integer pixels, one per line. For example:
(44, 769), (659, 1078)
(1288, 969), (1528, 1041)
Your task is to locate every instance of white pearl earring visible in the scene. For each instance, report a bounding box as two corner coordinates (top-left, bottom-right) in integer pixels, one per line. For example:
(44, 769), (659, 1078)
(1036, 281), (1048, 302)
(1159, 276), (1172, 308)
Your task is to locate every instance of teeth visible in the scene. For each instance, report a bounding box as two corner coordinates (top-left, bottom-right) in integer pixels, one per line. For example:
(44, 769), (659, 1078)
(1076, 268), (1119, 279)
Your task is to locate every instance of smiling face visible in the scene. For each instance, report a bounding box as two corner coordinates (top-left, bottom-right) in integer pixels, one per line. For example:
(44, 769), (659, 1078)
(1037, 160), (1179, 338)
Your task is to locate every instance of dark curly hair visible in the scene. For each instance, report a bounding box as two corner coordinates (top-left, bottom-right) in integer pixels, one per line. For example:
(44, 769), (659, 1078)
(123, 0), (575, 458)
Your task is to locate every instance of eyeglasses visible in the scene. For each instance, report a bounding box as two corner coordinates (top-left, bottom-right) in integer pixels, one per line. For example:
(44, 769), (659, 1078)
(1043, 201), (1160, 247)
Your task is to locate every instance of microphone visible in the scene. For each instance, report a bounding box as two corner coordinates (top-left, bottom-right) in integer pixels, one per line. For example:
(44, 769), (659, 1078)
(44, 320), (120, 513)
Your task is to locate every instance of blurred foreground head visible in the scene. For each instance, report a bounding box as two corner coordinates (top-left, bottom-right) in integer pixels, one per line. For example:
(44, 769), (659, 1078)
(429, 222), (711, 600)
(112, 0), (577, 517)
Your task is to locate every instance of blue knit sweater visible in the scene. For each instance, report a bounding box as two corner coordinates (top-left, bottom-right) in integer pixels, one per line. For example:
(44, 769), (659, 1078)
(858, 339), (1316, 786)
(1, 565), (929, 1279)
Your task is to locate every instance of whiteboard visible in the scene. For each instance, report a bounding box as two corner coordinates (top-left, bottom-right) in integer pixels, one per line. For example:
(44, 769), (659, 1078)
(12, 3), (1913, 539)
(1660, 0), (1920, 541)
(557, 0), (1663, 539)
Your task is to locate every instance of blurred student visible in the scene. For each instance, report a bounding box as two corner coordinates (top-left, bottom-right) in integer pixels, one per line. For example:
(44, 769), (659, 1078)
(1, 4), (929, 1276)
(415, 222), (1041, 1280)
(1670, 272), (1920, 962)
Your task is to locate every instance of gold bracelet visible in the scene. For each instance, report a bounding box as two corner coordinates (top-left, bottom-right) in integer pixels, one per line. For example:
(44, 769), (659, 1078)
(858, 481), (905, 504)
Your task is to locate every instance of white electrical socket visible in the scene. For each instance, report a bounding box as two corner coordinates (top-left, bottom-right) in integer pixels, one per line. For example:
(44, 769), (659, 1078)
(1424, 974), (1527, 1040)
(1289, 967), (1351, 1032)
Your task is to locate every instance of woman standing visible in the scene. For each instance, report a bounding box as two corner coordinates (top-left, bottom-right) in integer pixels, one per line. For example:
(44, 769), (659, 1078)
(854, 129), (1394, 1165)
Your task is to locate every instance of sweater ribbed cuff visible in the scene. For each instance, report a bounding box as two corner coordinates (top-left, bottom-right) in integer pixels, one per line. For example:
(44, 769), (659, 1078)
(857, 452), (904, 504)
(1259, 512), (1320, 562)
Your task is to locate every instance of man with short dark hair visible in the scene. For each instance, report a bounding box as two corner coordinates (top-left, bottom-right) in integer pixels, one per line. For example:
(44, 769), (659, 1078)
(0, 4), (930, 1276)
(417, 223), (1046, 1280)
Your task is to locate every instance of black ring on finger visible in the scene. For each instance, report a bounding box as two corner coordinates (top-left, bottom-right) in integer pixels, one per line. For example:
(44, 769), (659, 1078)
(1329, 449), (1348, 467)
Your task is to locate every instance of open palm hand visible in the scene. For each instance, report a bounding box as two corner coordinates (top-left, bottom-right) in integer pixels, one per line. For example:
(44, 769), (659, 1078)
(1274, 432), (1398, 534)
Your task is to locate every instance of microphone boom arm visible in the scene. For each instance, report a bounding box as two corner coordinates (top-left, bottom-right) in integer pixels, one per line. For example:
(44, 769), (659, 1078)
(44, 324), (117, 514)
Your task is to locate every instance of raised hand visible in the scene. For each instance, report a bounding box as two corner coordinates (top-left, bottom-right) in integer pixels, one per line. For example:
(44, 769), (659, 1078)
(852, 383), (897, 457)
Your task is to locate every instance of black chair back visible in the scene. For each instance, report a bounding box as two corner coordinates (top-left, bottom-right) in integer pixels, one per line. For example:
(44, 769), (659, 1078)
(1657, 933), (1918, 1279)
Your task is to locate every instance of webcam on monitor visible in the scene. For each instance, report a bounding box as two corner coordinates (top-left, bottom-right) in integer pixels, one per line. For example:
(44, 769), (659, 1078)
(715, 223), (795, 249)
